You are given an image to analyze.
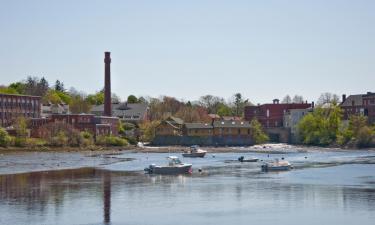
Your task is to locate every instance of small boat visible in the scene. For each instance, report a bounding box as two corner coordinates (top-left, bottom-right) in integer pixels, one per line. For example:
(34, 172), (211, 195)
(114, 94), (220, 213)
(144, 156), (192, 175)
(238, 156), (259, 162)
(261, 159), (292, 171)
(182, 145), (207, 158)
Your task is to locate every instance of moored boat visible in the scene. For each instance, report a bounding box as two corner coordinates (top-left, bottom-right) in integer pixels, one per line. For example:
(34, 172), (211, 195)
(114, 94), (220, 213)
(238, 156), (259, 162)
(144, 156), (192, 175)
(182, 145), (207, 158)
(261, 159), (292, 171)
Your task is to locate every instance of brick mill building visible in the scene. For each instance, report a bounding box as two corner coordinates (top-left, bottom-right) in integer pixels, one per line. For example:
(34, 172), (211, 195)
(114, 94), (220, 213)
(341, 92), (375, 123)
(244, 99), (312, 128)
(0, 93), (41, 127)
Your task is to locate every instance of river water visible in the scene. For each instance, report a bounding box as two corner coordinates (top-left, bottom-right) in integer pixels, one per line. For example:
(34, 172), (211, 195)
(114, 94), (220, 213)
(1, 146), (375, 225)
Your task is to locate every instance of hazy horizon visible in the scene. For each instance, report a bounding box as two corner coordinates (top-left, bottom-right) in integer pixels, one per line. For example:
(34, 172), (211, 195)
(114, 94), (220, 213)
(0, 0), (374, 104)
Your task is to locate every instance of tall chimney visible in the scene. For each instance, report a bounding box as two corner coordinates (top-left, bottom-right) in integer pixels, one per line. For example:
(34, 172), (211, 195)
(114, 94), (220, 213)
(104, 52), (112, 116)
(342, 94), (346, 103)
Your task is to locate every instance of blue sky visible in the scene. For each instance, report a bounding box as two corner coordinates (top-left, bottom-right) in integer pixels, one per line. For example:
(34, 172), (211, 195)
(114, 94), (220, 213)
(0, 0), (374, 104)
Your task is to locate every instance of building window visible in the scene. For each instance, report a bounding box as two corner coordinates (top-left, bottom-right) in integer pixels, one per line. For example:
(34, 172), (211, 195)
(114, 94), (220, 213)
(266, 109), (270, 118)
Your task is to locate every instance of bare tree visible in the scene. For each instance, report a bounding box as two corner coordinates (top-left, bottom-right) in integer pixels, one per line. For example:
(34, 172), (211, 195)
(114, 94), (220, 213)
(317, 92), (340, 105)
(198, 95), (224, 114)
(282, 95), (292, 104)
(292, 95), (304, 103)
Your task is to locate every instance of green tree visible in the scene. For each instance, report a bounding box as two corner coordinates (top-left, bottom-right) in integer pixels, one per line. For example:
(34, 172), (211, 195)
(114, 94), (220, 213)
(298, 105), (342, 146)
(139, 120), (161, 142)
(43, 89), (62, 104)
(250, 118), (269, 144)
(217, 103), (232, 116)
(9, 82), (26, 94)
(0, 86), (18, 94)
(54, 80), (65, 92)
(127, 95), (139, 103)
(86, 91), (104, 105)
(70, 95), (92, 113)
(337, 115), (374, 147)
(0, 127), (11, 147)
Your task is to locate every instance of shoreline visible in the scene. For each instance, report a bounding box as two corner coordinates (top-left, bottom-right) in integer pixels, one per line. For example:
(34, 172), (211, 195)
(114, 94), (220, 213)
(1, 143), (374, 155)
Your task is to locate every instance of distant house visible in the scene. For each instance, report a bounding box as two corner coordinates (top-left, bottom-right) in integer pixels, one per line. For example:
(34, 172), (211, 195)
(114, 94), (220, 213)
(154, 117), (253, 146)
(41, 102), (69, 118)
(212, 120), (251, 136)
(91, 102), (149, 124)
(244, 99), (312, 128)
(183, 123), (213, 136)
(155, 116), (184, 136)
(156, 117), (252, 137)
(341, 92), (375, 123)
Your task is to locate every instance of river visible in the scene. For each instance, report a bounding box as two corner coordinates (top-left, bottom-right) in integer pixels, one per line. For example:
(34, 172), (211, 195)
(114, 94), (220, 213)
(1, 145), (375, 225)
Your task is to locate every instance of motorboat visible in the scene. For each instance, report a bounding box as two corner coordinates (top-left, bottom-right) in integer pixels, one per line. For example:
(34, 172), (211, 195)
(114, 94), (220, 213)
(144, 156), (192, 175)
(238, 156), (259, 162)
(261, 159), (292, 171)
(182, 145), (207, 158)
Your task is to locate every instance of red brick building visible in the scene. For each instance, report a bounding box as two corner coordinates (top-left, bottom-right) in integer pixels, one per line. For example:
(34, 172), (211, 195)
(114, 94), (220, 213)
(244, 99), (312, 128)
(341, 92), (375, 123)
(30, 114), (119, 138)
(0, 93), (41, 127)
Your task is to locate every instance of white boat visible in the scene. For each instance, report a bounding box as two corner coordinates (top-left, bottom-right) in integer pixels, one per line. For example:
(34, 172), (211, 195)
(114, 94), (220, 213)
(261, 159), (292, 171)
(238, 156), (259, 162)
(182, 145), (207, 158)
(144, 156), (192, 175)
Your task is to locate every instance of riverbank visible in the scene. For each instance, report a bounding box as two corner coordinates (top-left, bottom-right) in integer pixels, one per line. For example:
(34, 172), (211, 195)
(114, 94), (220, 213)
(1, 143), (374, 155)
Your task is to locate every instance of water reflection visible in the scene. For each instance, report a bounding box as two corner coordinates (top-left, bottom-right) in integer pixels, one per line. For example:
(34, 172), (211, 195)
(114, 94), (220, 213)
(0, 165), (375, 225)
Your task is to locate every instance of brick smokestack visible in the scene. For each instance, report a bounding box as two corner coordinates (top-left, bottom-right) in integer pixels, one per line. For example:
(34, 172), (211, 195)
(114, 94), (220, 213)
(104, 52), (112, 116)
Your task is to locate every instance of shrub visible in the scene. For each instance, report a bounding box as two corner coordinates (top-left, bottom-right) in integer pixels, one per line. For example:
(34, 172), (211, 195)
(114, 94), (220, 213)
(49, 131), (69, 147)
(250, 118), (269, 144)
(26, 138), (47, 148)
(96, 136), (128, 146)
(0, 128), (11, 147)
(79, 131), (94, 147)
(14, 137), (27, 147)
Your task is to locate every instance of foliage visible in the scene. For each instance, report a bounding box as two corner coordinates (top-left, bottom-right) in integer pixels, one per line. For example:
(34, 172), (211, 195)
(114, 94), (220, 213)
(50, 131), (69, 147)
(198, 95), (225, 114)
(250, 118), (269, 144)
(14, 137), (27, 147)
(298, 105), (342, 146)
(232, 93), (249, 117)
(138, 120), (161, 142)
(86, 91), (104, 105)
(217, 103), (233, 116)
(175, 105), (210, 123)
(14, 117), (28, 138)
(337, 115), (374, 148)
(8, 82), (26, 94)
(127, 95), (139, 103)
(79, 131), (94, 147)
(25, 138), (47, 148)
(43, 89), (63, 104)
(0, 86), (19, 94)
(70, 95), (92, 113)
(0, 128), (11, 147)
(54, 80), (65, 92)
(96, 136), (128, 146)
(24, 76), (49, 96)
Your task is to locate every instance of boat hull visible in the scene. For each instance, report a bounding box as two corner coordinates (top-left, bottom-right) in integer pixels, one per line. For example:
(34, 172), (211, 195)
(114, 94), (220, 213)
(182, 152), (206, 158)
(261, 164), (291, 171)
(147, 165), (193, 175)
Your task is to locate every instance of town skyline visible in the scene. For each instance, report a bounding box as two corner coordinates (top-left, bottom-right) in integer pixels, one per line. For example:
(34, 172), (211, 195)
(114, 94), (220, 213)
(1, 0), (374, 103)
